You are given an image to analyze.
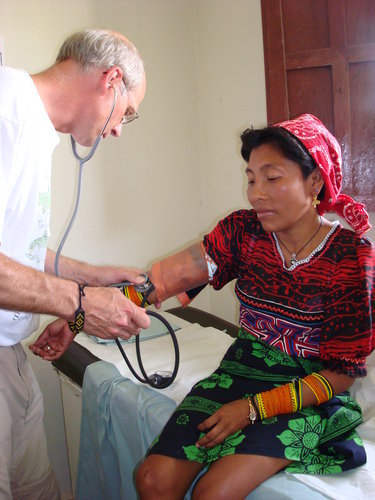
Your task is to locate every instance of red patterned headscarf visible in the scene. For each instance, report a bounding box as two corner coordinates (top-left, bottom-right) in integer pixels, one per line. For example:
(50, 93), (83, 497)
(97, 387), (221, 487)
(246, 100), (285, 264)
(275, 113), (371, 237)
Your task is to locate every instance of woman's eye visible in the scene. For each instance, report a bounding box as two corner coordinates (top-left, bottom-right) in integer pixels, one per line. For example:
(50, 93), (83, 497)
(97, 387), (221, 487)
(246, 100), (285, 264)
(267, 176), (280, 182)
(247, 179), (254, 185)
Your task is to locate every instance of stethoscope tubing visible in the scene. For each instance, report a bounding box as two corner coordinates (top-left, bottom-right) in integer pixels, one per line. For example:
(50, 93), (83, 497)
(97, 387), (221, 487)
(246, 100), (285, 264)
(54, 86), (118, 277)
(115, 310), (179, 389)
(54, 85), (179, 388)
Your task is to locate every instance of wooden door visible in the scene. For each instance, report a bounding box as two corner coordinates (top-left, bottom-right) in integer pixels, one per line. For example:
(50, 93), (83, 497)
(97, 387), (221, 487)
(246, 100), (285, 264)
(261, 0), (375, 210)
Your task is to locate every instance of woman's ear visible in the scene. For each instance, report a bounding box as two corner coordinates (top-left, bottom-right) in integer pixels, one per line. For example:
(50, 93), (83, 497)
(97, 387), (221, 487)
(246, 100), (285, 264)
(311, 168), (324, 195)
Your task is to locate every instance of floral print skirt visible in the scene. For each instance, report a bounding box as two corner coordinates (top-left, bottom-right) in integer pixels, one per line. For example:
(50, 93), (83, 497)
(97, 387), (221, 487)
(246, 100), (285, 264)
(149, 331), (366, 475)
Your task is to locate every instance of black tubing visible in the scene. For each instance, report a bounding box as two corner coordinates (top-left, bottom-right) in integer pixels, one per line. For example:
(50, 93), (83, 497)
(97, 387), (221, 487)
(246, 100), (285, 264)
(115, 309), (180, 389)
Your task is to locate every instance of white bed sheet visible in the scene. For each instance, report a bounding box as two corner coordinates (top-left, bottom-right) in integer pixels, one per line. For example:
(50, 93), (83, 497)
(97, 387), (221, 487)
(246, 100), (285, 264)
(75, 311), (375, 499)
(76, 312), (233, 404)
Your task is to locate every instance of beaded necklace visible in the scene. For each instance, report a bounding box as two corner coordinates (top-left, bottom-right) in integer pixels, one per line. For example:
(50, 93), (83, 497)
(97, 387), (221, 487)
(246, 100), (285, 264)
(274, 216), (322, 266)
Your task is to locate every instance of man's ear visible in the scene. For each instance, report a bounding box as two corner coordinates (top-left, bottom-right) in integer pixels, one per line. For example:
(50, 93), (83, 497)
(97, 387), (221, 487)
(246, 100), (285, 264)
(101, 67), (123, 93)
(106, 67), (123, 86)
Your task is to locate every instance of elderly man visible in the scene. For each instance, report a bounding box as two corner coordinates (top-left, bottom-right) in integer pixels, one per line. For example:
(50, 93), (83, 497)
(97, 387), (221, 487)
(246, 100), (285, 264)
(0, 29), (148, 498)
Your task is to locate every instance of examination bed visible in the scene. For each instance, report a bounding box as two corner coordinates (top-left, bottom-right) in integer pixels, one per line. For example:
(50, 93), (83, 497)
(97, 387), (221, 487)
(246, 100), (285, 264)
(52, 306), (375, 500)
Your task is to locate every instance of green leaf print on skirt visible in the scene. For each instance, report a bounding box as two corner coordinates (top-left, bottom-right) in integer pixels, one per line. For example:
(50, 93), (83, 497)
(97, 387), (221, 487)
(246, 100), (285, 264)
(183, 430), (246, 464)
(277, 408), (362, 474)
(194, 373), (233, 390)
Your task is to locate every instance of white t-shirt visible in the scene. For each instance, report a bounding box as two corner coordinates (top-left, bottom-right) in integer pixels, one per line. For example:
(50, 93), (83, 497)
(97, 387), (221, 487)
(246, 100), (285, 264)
(0, 67), (60, 345)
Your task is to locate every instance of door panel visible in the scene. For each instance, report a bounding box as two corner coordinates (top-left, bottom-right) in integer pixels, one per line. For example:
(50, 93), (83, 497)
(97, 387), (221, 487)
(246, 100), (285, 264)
(261, 0), (375, 210)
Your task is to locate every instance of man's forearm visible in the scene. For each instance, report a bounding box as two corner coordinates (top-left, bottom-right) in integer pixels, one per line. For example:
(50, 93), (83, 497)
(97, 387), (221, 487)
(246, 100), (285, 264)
(0, 252), (77, 320)
(45, 249), (98, 285)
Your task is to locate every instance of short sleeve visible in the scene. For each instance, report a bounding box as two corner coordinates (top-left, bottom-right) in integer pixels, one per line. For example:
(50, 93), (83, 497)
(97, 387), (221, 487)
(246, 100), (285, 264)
(320, 237), (375, 377)
(203, 210), (259, 290)
(0, 117), (19, 238)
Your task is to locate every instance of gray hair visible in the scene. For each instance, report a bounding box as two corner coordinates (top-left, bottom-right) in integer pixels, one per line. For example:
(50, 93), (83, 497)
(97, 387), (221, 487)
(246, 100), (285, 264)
(56, 29), (144, 91)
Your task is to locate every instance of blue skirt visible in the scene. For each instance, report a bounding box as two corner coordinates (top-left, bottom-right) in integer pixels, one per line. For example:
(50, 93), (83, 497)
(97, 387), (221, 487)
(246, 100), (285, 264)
(149, 331), (366, 475)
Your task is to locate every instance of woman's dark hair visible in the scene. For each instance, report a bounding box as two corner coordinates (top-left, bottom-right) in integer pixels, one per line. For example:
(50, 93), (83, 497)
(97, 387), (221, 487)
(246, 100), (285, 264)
(241, 126), (318, 179)
(240, 125), (325, 200)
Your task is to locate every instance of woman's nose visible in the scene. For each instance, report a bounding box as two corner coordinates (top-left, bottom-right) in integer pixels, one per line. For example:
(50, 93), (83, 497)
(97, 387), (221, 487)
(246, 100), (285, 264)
(248, 182), (266, 201)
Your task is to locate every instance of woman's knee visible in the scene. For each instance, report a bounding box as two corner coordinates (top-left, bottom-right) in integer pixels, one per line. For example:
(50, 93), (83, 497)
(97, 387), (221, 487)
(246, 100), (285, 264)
(136, 456), (165, 495)
(136, 455), (203, 499)
(192, 454), (291, 500)
(192, 476), (229, 500)
(135, 455), (183, 497)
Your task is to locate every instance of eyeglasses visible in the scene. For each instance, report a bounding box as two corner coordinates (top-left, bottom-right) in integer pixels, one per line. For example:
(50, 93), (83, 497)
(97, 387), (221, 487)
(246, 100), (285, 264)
(121, 78), (139, 125)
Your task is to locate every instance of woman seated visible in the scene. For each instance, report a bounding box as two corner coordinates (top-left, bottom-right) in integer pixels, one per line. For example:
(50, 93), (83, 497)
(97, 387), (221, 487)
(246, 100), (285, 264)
(136, 114), (375, 499)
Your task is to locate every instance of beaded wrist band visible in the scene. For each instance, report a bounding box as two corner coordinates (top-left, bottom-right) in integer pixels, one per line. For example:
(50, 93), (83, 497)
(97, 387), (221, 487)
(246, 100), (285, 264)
(68, 284), (86, 335)
(254, 381), (299, 420)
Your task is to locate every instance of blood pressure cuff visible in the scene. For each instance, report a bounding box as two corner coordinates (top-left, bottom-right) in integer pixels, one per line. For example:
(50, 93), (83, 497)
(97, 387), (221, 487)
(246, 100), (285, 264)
(147, 242), (209, 306)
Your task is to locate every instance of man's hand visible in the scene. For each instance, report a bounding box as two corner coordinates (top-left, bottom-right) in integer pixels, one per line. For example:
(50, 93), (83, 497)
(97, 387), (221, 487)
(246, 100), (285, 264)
(81, 286), (150, 339)
(45, 249), (147, 288)
(90, 265), (147, 287)
(29, 319), (75, 360)
(29, 286), (151, 360)
(29, 284), (151, 362)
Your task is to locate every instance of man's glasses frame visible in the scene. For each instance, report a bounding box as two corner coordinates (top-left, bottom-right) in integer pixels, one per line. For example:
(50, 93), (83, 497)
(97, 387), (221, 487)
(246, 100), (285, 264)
(121, 78), (139, 125)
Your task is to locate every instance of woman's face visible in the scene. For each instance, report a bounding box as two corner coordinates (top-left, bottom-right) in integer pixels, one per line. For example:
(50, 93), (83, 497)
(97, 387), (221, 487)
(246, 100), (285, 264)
(246, 143), (315, 233)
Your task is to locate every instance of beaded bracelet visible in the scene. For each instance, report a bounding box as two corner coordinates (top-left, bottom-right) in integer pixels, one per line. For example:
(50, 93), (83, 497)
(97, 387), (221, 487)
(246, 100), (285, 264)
(254, 381), (300, 420)
(294, 378), (303, 411)
(254, 371), (334, 421)
(311, 372), (333, 399)
(68, 284), (86, 335)
(301, 372), (333, 405)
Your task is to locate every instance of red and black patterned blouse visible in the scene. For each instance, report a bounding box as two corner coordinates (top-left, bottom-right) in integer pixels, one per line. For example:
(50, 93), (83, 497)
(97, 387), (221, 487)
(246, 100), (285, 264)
(203, 210), (375, 378)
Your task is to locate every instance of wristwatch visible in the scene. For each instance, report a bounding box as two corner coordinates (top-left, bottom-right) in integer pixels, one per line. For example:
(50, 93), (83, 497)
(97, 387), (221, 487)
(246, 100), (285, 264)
(247, 396), (258, 424)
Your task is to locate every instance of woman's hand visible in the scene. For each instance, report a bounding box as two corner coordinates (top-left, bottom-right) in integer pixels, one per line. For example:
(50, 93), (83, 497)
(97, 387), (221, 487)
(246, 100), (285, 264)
(195, 399), (250, 449)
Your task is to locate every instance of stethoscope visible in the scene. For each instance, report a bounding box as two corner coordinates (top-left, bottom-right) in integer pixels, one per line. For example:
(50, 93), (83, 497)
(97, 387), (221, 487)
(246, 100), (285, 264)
(54, 85), (179, 389)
